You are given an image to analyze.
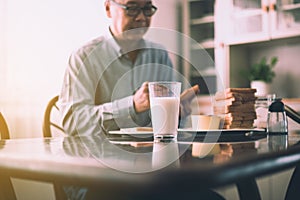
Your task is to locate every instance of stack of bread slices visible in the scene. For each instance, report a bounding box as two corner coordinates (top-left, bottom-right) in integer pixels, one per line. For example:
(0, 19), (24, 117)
(214, 88), (257, 129)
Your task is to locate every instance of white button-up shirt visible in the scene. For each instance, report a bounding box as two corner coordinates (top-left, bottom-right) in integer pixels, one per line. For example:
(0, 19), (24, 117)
(59, 29), (174, 135)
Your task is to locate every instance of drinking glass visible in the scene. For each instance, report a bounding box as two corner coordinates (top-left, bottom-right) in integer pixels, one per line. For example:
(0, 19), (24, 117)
(149, 82), (181, 142)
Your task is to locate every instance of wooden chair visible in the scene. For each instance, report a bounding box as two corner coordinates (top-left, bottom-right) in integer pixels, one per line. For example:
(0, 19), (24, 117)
(42, 95), (65, 137)
(0, 112), (10, 139)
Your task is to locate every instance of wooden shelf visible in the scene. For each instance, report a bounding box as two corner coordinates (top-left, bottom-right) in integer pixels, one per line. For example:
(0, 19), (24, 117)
(191, 15), (214, 25)
(192, 39), (215, 49)
(232, 8), (263, 18)
(281, 3), (300, 11)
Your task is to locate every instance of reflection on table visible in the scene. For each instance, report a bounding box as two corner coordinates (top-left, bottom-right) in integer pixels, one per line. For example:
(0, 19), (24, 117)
(0, 130), (299, 199)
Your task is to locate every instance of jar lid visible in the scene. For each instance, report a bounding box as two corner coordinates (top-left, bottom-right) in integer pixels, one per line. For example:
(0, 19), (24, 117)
(269, 100), (285, 112)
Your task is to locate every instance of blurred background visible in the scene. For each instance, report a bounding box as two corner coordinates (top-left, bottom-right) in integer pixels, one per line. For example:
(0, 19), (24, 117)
(1, 0), (300, 138)
(0, 0), (179, 138)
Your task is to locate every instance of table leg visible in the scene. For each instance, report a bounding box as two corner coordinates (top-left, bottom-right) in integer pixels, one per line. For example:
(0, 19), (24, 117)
(0, 175), (17, 200)
(236, 178), (261, 200)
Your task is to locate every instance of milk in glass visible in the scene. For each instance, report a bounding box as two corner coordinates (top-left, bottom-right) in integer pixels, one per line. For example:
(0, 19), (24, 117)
(149, 81), (181, 141)
(150, 96), (180, 137)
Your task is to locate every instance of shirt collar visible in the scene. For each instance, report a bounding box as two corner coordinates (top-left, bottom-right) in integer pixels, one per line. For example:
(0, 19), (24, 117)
(104, 27), (148, 57)
(103, 27), (123, 57)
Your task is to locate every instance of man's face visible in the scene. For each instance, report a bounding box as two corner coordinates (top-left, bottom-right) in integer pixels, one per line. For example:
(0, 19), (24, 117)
(106, 0), (155, 40)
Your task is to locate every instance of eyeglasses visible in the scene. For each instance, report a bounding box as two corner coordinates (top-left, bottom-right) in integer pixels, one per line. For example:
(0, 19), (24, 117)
(110, 0), (157, 17)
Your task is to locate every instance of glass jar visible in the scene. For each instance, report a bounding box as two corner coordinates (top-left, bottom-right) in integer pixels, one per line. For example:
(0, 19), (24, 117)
(255, 94), (276, 128)
(267, 99), (288, 151)
(267, 99), (288, 135)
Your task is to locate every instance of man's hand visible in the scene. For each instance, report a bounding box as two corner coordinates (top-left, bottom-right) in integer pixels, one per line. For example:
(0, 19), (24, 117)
(180, 85), (200, 117)
(133, 82), (150, 113)
(133, 82), (199, 116)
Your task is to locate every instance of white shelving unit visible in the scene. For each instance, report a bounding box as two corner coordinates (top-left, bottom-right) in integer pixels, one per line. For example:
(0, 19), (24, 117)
(216, 0), (300, 45)
(182, 0), (300, 96)
(214, 0), (300, 97)
(182, 0), (217, 95)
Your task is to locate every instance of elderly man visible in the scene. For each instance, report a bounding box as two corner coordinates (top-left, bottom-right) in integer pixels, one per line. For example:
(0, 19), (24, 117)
(59, 0), (199, 135)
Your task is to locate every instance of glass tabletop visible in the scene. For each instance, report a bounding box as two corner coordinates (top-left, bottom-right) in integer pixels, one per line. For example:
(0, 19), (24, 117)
(0, 130), (300, 200)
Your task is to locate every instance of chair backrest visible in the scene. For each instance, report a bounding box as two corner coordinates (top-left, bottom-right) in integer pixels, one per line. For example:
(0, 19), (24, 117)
(42, 95), (65, 137)
(285, 163), (300, 200)
(0, 112), (10, 139)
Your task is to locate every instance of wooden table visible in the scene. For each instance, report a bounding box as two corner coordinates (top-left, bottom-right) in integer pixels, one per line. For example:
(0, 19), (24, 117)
(0, 129), (300, 200)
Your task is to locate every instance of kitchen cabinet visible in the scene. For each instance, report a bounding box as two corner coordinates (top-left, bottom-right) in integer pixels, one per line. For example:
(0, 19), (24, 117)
(271, 0), (300, 38)
(213, 0), (300, 97)
(182, 0), (300, 96)
(216, 0), (300, 45)
(182, 0), (218, 95)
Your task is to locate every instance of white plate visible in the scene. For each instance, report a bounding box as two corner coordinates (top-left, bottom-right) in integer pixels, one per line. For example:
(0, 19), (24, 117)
(108, 130), (153, 135)
(109, 128), (265, 135)
(108, 127), (153, 136)
(178, 128), (265, 133)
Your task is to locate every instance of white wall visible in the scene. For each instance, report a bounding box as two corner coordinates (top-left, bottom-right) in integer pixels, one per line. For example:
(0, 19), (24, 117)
(1, 0), (109, 138)
(0, 0), (180, 138)
(152, 0), (179, 29)
(0, 0), (7, 91)
(249, 38), (300, 98)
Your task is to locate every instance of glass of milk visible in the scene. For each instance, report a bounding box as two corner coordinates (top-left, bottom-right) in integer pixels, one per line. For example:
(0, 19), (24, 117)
(149, 82), (181, 142)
